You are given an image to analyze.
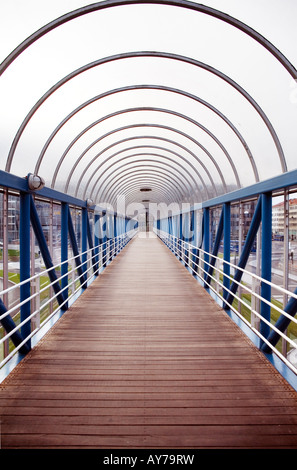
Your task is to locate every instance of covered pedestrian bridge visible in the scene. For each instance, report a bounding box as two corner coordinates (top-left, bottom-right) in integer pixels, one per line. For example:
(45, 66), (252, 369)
(1, 0), (297, 449)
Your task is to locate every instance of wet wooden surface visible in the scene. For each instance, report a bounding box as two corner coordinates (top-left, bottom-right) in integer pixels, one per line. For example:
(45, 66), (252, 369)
(1, 233), (297, 448)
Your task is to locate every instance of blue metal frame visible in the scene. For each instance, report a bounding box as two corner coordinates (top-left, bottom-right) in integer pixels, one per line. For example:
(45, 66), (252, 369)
(260, 193), (272, 346)
(20, 192), (31, 350)
(61, 202), (69, 310)
(203, 208), (210, 281)
(223, 203), (231, 301)
(204, 207), (224, 287)
(224, 196), (262, 308)
(30, 195), (66, 307)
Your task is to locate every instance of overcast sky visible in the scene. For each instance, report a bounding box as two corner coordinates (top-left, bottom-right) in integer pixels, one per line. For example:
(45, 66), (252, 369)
(1, 0), (297, 204)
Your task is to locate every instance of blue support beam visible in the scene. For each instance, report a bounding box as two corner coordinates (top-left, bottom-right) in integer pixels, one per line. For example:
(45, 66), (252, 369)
(224, 197), (262, 308)
(87, 213), (98, 275)
(61, 203), (69, 310)
(0, 299), (30, 355)
(81, 208), (88, 279)
(179, 213), (183, 261)
(30, 195), (66, 307)
(101, 212), (107, 268)
(204, 208), (224, 287)
(203, 208), (210, 281)
(20, 192), (31, 350)
(68, 208), (87, 287)
(223, 203), (231, 301)
(94, 213), (100, 273)
(260, 193), (272, 346)
(262, 286), (297, 353)
(114, 214), (117, 258)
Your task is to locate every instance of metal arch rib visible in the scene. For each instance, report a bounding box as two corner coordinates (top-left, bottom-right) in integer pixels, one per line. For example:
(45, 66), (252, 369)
(94, 162), (191, 204)
(7, 51), (273, 181)
(60, 112), (230, 194)
(99, 171), (186, 208)
(98, 168), (185, 206)
(113, 184), (177, 207)
(6, 52), (272, 182)
(104, 178), (183, 208)
(1, 0), (296, 80)
(63, 123), (227, 194)
(76, 138), (216, 200)
(83, 146), (205, 201)
(93, 158), (196, 203)
(32, 85), (245, 188)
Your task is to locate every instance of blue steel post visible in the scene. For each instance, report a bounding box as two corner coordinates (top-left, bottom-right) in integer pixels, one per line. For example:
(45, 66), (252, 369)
(191, 211), (198, 277)
(204, 208), (224, 287)
(203, 208), (210, 281)
(260, 192), (272, 346)
(30, 195), (65, 307)
(94, 213), (100, 274)
(114, 214), (117, 258)
(81, 208), (88, 280)
(179, 213), (183, 262)
(20, 192), (31, 349)
(224, 197), (262, 308)
(61, 202), (69, 310)
(223, 203), (231, 301)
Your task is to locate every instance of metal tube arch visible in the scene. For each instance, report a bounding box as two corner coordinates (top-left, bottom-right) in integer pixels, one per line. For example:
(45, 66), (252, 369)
(63, 122), (227, 193)
(95, 159), (194, 204)
(78, 139), (213, 200)
(1, 0), (296, 80)
(103, 174), (185, 209)
(84, 147), (202, 202)
(32, 85), (251, 189)
(116, 185), (175, 207)
(60, 110), (230, 194)
(95, 164), (189, 205)
(7, 50), (283, 180)
(99, 171), (184, 207)
(106, 179), (180, 207)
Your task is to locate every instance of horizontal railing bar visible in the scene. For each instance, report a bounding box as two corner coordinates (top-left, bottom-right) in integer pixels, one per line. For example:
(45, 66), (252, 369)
(155, 228), (297, 375)
(0, 230), (136, 366)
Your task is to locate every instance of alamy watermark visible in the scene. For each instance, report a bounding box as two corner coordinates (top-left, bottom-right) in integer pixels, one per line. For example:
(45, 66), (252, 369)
(93, 196), (196, 240)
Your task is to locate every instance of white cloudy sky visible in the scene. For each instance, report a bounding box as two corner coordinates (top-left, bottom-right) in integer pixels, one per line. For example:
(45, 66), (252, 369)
(0, 0), (297, 203)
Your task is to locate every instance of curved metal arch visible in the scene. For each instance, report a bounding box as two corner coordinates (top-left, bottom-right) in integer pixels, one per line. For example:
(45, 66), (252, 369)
(117, 184), (174, 206)
(113, 181), (191, 208)
(98, 170), (185, 207)
(63, 123), (227, 193)
(94, 158), (195, 204)
(95, 163), (191, 205)
(32, 86), (254, 188)
(8, 51), (287, 180)
(60, 109), (231, 193)
(84, 147), (203, 202)
(106, 179), (180, 207)
(103, 174), (186, 209)
(78, 138), (214, 200)
(1, 0), (296, 80)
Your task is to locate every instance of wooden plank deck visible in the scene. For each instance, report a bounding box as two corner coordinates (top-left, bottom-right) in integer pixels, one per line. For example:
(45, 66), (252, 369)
(1, 233), (297, 449)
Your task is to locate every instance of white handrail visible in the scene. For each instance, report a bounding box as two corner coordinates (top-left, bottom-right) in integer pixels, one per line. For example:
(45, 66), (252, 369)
(155, 228), (297, 376)
(0, 229), (137, 368)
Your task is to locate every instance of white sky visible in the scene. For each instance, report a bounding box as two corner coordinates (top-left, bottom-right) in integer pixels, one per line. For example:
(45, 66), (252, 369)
(0, 0), (297, 204)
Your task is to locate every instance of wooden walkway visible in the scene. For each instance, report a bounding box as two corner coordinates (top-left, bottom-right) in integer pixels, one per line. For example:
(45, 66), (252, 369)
(1, 233), (297, 449)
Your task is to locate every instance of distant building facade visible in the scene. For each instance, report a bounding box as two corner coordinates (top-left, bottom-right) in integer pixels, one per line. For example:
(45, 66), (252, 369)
(272, 198), (297, 240)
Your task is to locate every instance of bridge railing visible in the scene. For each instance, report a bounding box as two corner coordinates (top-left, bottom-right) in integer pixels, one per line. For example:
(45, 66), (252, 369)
(155, 228), (297, 376)
(0, 230), (137, 369)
